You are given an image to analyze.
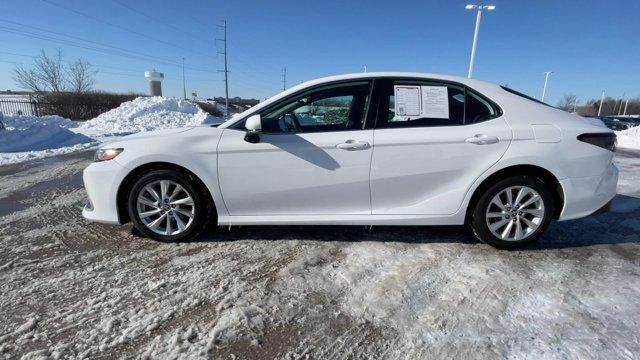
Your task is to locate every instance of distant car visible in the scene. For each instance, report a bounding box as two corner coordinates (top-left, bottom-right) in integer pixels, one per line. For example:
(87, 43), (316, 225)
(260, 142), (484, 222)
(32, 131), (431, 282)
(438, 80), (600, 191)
(594, 117), (628, 131)
(82, 72), (618, 249)
(607, 117), (638, 129)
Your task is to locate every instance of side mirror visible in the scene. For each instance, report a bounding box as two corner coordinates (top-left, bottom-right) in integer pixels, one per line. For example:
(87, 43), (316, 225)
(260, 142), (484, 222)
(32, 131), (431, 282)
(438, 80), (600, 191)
(244, 114), (261, 143)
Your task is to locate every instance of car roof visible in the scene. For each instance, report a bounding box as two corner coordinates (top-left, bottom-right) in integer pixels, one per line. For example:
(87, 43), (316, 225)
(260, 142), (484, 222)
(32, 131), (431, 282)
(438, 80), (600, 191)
(219, 72), (503, 128)
(292, 71), (499, 91)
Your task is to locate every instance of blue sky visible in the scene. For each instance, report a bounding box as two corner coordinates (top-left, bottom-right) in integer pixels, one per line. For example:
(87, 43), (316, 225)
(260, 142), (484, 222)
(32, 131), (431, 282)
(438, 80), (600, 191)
(0, 0), (638, 104)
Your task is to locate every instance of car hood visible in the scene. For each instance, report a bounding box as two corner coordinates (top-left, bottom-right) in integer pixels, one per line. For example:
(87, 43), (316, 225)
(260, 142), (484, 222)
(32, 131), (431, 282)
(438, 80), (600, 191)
(100, 125), (222, 149)
(117, 127), (196, 141)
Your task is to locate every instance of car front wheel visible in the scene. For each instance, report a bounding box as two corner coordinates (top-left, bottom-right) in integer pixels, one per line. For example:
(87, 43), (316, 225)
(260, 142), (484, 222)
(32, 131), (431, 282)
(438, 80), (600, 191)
(470, 176), (554, 249)
(127, 169), (211, 242)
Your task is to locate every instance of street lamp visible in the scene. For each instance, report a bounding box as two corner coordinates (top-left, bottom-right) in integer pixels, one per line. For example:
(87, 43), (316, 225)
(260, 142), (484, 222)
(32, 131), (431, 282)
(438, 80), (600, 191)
(541, 71), (553, 102)
(597, 90), (605, 116)
(465, 4), (495, 78)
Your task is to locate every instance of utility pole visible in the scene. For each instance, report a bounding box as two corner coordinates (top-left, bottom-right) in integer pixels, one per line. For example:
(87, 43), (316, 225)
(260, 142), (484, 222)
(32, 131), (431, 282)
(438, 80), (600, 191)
(281, 67), (286, 91)
(182, 57), (187, 100)
(217, 20), (229, 116)
(597, 90), (605, 116)
(541, 71), (553, 102)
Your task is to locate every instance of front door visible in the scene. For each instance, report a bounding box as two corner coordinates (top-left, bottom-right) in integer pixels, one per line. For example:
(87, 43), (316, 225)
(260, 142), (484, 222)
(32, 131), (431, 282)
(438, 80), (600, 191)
(217, 81), (374, 216)
(370, 78), (512, 215)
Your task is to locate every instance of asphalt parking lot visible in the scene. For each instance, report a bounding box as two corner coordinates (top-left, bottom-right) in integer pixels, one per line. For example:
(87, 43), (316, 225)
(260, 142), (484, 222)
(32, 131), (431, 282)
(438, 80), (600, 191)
(0, 150), (639, 359)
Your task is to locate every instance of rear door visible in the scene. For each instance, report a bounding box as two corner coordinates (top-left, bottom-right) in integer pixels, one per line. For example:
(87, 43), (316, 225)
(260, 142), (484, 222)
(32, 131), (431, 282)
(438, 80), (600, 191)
(370, 78), (512, 215)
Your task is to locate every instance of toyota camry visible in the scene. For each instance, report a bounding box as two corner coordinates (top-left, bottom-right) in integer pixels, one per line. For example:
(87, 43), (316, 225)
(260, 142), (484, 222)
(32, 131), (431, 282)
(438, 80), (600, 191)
(82, 72), (618, 249)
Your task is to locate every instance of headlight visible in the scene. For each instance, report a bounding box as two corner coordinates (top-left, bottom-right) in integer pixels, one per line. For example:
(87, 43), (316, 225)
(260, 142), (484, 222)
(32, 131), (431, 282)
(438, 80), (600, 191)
(94, 148), (123, 162)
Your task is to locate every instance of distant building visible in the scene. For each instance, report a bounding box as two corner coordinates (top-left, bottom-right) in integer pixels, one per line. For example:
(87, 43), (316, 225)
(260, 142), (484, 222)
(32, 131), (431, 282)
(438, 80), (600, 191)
(144, 71), (164, 96)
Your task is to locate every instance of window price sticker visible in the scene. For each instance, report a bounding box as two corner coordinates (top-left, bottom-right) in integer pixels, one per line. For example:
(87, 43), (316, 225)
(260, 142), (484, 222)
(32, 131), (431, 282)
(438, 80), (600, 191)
(394, 85), (421, 117)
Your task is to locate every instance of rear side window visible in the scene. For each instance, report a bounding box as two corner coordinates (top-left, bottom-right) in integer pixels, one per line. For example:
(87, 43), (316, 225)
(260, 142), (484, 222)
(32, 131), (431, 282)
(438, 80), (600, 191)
(383, 81), (465, 127)
(377, 80), (500, 128)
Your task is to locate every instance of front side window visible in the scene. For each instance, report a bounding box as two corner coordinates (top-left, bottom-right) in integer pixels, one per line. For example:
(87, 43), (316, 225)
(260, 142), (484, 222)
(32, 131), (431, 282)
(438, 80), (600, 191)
(260, 82), (370, 133)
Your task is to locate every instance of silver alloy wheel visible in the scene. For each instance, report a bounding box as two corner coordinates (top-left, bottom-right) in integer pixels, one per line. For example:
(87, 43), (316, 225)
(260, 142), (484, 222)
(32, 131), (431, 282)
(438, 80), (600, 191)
(485, 186), (545, 241)
(136, 180), (195, 236)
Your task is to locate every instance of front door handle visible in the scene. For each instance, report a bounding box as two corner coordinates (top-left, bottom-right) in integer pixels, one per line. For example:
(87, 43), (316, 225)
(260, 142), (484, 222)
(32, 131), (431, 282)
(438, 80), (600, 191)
(465, 134), (499, 145)
(336, 140), (371, 151)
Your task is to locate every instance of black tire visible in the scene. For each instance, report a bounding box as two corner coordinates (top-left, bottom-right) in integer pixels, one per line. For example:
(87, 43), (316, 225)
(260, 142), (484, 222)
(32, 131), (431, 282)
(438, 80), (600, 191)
(469, 175), (554, 249)
(127, 169), (212, 242)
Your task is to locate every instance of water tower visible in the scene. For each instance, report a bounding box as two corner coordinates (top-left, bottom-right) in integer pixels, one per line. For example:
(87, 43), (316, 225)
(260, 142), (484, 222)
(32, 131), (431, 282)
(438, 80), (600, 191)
(144, 71), (164, 96)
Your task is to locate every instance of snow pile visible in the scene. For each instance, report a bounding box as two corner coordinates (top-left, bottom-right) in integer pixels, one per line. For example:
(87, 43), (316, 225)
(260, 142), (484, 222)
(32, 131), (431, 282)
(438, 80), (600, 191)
(0, 115), (95, 164)
(1, 97), (220, 165)
(615, 126), (640, 149)
(79, 97), (210, 135)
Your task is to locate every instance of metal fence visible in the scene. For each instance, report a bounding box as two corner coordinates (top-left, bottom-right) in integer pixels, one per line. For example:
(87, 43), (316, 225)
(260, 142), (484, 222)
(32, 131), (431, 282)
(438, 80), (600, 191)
(0, 98), (115, 120)
(0, 99), (38, 116)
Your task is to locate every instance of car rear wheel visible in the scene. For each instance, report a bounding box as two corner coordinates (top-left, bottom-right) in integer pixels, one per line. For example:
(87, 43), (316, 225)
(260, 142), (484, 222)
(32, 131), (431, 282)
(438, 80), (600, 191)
(127, 170), (211, 242)
(469, 176), (554, 249)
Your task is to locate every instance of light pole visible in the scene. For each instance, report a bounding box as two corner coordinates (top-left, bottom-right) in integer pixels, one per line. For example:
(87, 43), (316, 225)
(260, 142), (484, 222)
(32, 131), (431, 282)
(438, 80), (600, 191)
(597, 90), (605, 116)
(541, 71), (553, 102)
(623, 98), (629, 116)
(617, 94), (625, 115)
(465, 4), (495, 78)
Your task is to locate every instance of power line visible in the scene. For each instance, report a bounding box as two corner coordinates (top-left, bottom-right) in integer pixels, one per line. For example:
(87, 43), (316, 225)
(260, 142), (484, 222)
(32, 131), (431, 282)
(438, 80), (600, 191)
(40, 0), (215, 60)
(110, 0), (210, 43)
(0, 18), (281, 92)
(0, 57), (226, 88)
(0, 19), (180, 67)
(1, 48), (277, 96)
(0, 50), (139, 74)
(0, 24), (216, 73)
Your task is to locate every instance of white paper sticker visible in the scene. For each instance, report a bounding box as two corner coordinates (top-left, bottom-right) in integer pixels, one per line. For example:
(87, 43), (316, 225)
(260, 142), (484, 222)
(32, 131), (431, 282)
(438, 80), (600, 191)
(420, 86), (449, 119)
(394, 85), (421, 117)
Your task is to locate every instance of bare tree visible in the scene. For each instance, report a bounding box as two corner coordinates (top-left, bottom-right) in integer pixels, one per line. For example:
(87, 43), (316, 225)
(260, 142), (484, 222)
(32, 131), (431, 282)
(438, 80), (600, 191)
(13, 64), (45, 93)
(68, 59), (96, 94)
(12, 50), (95, 94)
(557, 93), (578, 112)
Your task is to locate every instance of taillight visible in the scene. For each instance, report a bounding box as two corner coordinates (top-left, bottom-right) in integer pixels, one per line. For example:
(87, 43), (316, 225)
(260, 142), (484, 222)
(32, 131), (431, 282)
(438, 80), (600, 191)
(577, 133), (616, 152)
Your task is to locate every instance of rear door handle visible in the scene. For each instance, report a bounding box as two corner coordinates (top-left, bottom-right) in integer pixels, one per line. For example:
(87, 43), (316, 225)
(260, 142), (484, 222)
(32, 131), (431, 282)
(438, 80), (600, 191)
(465, 134), (499, 145)
(336, 140), (371, 151)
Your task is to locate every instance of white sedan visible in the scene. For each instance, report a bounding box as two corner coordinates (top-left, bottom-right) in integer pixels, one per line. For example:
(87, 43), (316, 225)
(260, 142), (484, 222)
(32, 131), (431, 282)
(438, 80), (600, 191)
(82, 72), (618, 249)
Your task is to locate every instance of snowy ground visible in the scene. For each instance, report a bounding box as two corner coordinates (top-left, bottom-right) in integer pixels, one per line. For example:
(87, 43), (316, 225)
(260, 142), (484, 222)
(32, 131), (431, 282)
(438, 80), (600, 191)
(0, 149), (638, 359)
